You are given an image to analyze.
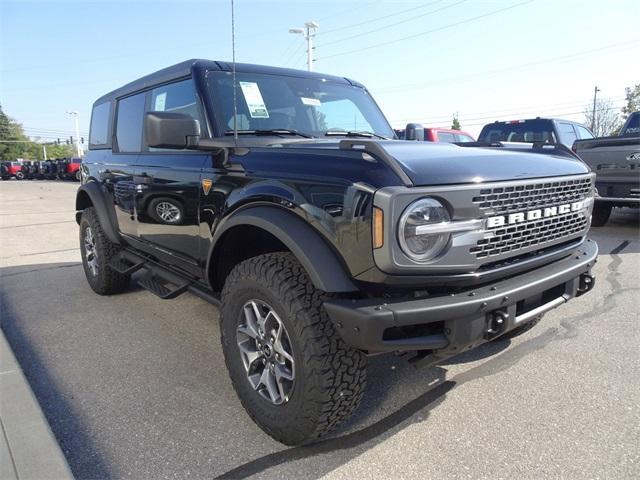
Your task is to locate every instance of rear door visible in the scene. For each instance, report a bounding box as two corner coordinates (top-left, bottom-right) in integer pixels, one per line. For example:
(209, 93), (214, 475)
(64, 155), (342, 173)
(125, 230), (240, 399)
(134, 78), (208, 273)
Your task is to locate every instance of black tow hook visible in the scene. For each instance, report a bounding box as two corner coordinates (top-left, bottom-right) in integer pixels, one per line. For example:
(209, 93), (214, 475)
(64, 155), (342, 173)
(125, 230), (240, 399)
(577, 273), (595, 296)
(486, 309), (508, 340)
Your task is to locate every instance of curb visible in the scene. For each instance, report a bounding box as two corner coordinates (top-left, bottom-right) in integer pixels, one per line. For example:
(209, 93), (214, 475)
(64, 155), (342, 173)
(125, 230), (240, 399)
(0, 330), (73, 480)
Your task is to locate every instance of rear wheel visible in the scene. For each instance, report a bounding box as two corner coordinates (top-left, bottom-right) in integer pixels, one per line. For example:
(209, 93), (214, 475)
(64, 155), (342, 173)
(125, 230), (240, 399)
(220, 252), (366, 445)
(79, 207), (130, 295)
(591, 203), (612, 227)
(15, 171), (24, 180)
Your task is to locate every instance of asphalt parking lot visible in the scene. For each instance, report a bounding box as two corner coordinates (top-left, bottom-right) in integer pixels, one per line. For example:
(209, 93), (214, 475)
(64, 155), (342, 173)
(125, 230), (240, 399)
(1, 180), (639, 479)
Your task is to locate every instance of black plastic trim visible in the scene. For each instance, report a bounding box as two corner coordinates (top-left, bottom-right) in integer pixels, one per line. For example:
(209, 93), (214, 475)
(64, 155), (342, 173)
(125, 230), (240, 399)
(75, 181), (121, 244)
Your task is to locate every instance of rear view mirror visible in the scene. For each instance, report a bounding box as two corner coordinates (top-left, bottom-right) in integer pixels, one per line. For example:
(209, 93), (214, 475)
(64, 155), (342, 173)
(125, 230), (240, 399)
(145, 112), (201, 149)
(405, 123), (425, 141)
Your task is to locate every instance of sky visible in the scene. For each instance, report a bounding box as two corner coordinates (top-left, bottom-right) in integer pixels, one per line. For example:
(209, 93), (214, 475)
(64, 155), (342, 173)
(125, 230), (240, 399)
(1, 0), (639, 141)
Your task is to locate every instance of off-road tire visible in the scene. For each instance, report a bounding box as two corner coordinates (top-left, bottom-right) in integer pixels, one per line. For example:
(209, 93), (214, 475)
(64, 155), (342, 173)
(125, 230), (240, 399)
(220, 252), (367, 445)
(15, 171), (24, 180)
(591, 203), (612, 227)
(79, 207), (130, 295)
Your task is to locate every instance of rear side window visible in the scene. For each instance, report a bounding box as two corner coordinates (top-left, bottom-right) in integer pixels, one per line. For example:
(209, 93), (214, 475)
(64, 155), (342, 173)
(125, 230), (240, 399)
(557, 122), (578, 145)
(437, 131), (456, 143)
(89, 102), (111, 148)
(116, 93), (146, 153)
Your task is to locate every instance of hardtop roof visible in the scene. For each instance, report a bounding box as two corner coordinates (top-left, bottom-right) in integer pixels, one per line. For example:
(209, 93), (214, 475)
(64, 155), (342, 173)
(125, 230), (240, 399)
(93, 59), (361, 105)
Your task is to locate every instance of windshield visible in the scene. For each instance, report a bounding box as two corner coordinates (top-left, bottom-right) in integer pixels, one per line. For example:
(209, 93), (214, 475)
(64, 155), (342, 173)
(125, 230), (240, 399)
(479, 120), (557, 144)
(206, 71), (395, 138)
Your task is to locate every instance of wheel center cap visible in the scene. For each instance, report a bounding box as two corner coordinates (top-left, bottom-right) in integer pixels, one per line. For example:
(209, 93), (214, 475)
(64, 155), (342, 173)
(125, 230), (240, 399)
(261, 343), (273, 358)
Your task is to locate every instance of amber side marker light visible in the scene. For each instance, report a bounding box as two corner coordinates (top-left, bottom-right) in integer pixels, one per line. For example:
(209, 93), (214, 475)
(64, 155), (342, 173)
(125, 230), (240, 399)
(373, 207), (384, 249)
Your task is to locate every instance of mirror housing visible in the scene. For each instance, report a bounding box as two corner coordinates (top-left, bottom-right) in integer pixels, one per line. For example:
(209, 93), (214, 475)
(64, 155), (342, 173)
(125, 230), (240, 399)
(145, 112), (201, 149)
(405, 123), (425, 141)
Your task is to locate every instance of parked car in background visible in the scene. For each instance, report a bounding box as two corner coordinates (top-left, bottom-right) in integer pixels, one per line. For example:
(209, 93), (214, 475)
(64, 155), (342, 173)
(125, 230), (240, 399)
(478, 118), (594, 148)
(1, 161), (24, 180)
(395, 127), (475, 143)
(572, 111), (640, 226)
(21, 160), (37, 179)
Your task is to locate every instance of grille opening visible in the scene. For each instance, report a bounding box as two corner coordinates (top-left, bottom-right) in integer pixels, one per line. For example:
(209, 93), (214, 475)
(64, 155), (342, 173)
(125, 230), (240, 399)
(383, 321), (445, 342)
(516, 283), (566, 317)
(477, 238), (581, 272)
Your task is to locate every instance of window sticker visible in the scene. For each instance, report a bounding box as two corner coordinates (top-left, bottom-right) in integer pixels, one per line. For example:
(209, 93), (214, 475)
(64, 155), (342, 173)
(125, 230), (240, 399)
(154, 92), (167, 111)
(301, 97), (321, 107)
(239, 81), (269, 118)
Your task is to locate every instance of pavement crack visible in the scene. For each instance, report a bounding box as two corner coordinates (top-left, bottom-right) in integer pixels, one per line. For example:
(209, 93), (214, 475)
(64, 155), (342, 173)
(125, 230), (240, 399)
(0, 263), (81, 278)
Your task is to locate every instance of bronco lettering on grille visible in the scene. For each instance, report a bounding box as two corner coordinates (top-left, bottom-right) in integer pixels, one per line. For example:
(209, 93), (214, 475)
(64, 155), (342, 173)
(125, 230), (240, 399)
(487, 200), (587, 228)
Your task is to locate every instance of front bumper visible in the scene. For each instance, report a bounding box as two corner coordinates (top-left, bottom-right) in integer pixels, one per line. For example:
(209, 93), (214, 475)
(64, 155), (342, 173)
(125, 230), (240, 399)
(325, 239), (598, 355)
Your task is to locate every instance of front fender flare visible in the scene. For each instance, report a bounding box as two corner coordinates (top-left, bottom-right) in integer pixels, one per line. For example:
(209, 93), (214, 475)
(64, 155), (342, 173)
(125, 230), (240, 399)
(75, 182), (121, 244)
(209, 206), (358, 293)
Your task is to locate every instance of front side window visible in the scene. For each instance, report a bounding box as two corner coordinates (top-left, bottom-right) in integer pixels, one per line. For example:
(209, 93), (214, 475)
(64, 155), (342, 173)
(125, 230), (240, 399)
(436, 131), (456, 143)
(455, 133), (474, 143)
(89, 101), (111, 148)
(116, 93), (146, 153)
(150, 79), (203, 123)
(557, 122), (578, 145)
(207, 71), (394, 138)
(575, 125), (594, 139)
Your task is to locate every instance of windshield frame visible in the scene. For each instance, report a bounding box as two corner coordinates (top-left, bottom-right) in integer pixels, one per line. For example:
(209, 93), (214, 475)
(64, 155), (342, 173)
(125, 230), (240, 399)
(203, 70), (396, 140)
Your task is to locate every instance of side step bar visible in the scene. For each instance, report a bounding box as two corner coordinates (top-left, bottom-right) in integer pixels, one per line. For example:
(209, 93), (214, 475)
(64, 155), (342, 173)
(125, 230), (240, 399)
(109, 250), (220, 304)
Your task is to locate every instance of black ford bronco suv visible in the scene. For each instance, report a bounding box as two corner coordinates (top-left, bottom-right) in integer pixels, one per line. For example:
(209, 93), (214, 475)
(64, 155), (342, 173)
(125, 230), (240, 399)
(77, 59), (598, 445)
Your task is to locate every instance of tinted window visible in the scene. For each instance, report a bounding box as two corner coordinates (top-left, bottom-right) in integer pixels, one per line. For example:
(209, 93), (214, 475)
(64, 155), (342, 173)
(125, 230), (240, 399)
(455, 133), (474, 143)
(478, 120), (556, 144)
(575, 125), (593, 139)
(89, 102), (110, 147)
(150, 79), (202, 123)
(557, 122), (578, 146)
(437, 131), (456, 143)
(116, 93), (146, 153)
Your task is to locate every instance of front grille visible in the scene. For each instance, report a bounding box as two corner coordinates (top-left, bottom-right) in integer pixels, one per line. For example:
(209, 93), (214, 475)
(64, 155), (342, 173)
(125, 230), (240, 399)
(470, 175), (593, 260)
(472, 177), (592, 215)
(470, 212), (588, 259)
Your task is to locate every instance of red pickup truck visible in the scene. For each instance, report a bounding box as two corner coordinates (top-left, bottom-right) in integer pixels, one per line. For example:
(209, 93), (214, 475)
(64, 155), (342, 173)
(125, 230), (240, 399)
(395, 127), (475, 143)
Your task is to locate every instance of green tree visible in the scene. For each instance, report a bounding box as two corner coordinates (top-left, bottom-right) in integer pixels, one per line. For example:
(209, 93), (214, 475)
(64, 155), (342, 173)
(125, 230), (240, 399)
(621, 84), (640, 119)
(0, 104), (41, 160)
(451, 114), (461, 130)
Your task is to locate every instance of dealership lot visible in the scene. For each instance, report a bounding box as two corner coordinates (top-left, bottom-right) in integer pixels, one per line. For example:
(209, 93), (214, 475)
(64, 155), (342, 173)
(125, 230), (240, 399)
(1, 180), (639, 479)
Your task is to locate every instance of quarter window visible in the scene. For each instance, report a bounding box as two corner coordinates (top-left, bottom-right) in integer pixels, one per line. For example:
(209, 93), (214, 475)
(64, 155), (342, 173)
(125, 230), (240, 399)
(116, 93), (146, 153)
(89, 102), (111, 148)
(437, 132), (456, 143)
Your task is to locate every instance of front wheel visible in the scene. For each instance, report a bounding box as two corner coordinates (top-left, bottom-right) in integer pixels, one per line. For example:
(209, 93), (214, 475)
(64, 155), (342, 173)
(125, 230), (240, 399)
(79, 207), (130, 295)
(220, 253), (367, 445)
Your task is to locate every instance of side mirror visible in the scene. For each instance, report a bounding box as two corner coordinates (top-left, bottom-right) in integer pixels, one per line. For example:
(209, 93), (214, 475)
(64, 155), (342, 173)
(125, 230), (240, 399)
(405, 123), (425, 141)
(145, 112), (201, 149)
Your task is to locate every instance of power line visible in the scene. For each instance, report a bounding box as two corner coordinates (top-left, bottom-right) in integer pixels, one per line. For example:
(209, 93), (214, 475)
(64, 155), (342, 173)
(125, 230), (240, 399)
(375, 39), (640, 94)
(316, 1), (380, 23)
(318, 0), (536, 60)
(318, 0), (468, 48)
(318, 0), (445, 36)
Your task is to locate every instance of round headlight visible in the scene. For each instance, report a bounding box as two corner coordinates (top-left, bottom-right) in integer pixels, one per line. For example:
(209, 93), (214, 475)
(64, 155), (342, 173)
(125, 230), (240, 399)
(398, 198), (451, 261)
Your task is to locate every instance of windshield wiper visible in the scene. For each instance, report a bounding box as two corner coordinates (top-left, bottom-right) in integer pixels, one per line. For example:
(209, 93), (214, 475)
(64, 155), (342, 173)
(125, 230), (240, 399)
(225, 129), (313, 138)
(324, 130), (389, 140)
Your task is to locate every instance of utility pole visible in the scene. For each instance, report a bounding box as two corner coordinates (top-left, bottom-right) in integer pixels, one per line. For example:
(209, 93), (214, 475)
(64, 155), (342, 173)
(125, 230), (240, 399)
(42, 143), (47, 160)
(289, 21), (319, 71)
(66, 111), (83, 157)
(591, 86), (600, 133)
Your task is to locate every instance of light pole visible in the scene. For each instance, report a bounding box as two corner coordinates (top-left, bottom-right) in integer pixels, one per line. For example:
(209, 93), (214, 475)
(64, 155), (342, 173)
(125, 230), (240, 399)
(66, 111), (83, 157)
(289, 21), (319, 71)
(591, 86), (600, 133)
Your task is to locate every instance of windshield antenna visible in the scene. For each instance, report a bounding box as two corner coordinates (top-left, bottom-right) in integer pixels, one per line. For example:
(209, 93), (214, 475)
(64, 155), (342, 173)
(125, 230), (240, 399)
(231, 0), (238, 144)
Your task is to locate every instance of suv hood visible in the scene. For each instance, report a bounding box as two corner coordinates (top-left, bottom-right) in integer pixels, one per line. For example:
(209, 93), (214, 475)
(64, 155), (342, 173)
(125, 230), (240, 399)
(281, 140), (589, 186)
(371, 141), (590, 186)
